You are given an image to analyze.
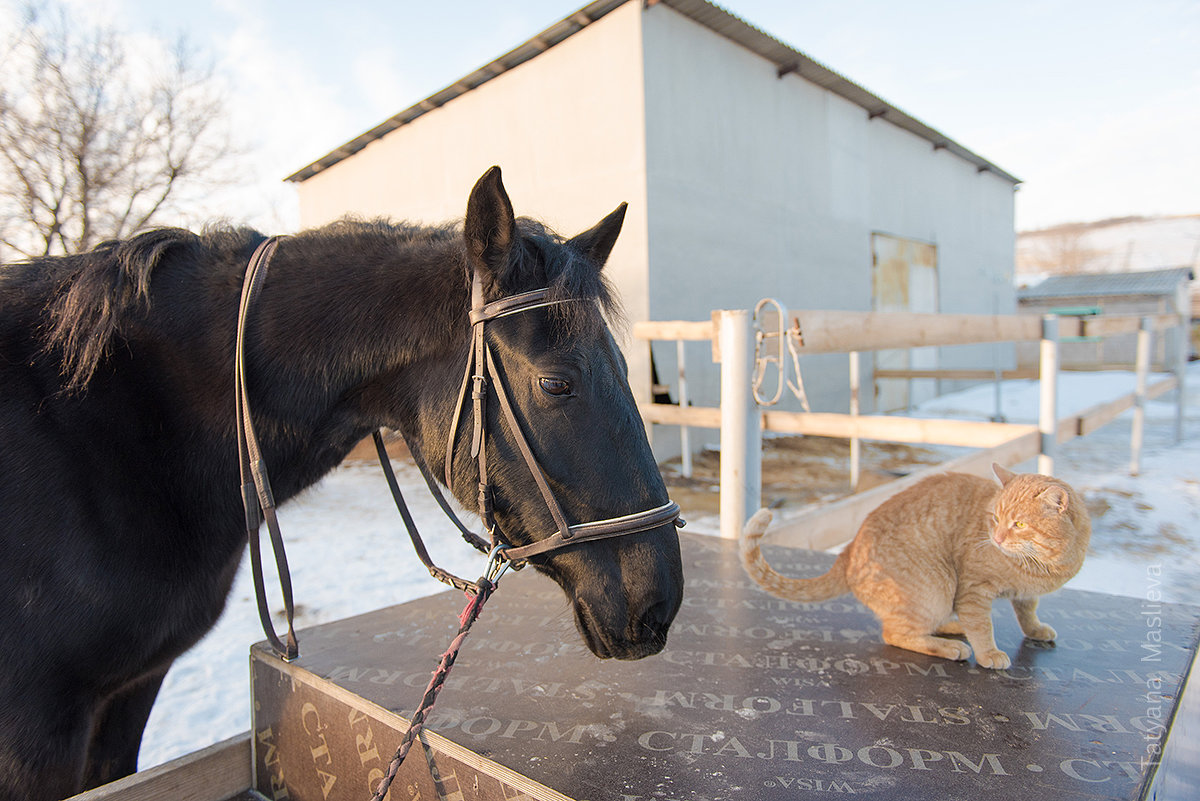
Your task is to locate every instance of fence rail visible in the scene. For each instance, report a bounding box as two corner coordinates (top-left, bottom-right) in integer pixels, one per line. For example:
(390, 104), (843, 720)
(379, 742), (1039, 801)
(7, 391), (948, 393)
(636, 309), (1188, 549)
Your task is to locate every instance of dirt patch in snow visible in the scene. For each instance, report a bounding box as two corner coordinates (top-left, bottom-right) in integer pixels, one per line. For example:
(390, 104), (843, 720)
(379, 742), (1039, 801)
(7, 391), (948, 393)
(660, 435), (952, 518)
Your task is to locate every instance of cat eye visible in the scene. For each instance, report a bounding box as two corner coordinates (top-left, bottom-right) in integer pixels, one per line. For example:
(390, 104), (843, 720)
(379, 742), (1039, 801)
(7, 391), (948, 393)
(1013, 521), (1027, 528)
(539, 377), (572, 397)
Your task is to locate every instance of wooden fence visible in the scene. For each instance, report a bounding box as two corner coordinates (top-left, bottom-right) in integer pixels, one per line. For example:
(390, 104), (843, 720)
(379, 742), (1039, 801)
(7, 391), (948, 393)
(634, 310), (1189, 550)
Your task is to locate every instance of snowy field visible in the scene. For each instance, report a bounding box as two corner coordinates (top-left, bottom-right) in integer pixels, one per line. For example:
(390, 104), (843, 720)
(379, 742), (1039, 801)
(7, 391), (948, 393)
(139, 362), (1200, 769)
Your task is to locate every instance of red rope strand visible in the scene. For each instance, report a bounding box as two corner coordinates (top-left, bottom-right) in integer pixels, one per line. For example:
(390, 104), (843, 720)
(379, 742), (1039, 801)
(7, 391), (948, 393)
(369, 578), (495, 801)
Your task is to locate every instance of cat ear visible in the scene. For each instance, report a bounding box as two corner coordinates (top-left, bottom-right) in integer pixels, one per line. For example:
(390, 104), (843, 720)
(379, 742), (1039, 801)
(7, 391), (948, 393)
(993, 463), (1017, 486)
(1039, 486), (1069, 514)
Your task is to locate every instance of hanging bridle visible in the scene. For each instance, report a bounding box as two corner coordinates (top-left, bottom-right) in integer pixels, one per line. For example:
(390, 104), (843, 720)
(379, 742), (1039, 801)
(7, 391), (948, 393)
(234, 236), (683, 661)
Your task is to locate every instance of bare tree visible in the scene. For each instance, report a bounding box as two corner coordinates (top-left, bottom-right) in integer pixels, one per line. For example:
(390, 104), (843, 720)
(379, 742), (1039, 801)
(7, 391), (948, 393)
(1019, 224), (1103, 276)
(0, 3), (239, 260)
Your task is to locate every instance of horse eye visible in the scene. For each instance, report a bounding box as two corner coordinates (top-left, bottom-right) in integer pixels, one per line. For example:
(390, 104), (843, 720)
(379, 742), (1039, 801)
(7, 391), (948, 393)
(539, 377), (572, 397)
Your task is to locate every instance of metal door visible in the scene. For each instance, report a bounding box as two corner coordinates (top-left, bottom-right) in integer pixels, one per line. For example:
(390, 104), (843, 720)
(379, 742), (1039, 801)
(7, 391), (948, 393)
(871, 233), (939, 411)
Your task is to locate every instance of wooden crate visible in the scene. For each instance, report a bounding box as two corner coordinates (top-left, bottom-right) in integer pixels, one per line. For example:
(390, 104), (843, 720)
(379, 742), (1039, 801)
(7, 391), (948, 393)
(250, 533), (1200, 801)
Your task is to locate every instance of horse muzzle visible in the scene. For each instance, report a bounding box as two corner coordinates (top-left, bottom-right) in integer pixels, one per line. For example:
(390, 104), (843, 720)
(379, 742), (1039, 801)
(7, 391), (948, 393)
(557, 528), (684, 661)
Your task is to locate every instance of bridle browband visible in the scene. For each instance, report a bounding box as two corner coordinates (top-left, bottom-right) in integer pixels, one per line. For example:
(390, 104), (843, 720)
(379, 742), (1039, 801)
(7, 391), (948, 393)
(235, 236), (682, 660)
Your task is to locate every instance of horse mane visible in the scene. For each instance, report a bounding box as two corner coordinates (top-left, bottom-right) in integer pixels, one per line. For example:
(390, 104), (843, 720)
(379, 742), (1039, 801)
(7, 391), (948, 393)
(43, 226), (261, 392)
(41, 215), (624, 393)
(290, 216), (626, 339)
(513, 218), (626, 340)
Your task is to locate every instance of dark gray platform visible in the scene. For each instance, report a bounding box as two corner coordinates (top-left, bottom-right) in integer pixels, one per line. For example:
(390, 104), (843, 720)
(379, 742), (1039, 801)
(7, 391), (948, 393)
(250, 533), (1200, 800)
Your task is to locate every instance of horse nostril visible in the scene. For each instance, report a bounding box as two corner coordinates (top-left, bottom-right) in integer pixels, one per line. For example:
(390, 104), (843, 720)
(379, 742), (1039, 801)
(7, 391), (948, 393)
(637, 595), (679, 638)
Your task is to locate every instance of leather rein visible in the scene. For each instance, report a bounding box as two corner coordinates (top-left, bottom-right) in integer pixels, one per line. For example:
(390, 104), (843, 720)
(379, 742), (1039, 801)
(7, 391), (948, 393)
(235, 236), (683, 660)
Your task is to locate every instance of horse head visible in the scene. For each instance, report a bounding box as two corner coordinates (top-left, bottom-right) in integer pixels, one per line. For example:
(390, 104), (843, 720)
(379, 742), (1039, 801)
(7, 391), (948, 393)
(418, 167), (684, 660)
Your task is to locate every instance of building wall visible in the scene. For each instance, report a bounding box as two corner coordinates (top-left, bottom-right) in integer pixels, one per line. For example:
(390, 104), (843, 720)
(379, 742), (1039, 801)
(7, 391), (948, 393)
(640, 4), (1016, 435)
(292, 2), (658, 397)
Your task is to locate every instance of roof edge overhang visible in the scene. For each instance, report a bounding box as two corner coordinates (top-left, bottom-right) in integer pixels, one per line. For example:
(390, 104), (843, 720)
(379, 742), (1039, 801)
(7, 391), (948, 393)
(286, 0), (1020, 186)
(659, 0), (1020, 185)
(285, 0), (628, 183)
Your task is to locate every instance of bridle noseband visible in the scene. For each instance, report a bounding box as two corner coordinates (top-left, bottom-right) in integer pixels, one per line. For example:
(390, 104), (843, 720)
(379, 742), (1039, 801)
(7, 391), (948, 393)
(234, 237), (682, 660)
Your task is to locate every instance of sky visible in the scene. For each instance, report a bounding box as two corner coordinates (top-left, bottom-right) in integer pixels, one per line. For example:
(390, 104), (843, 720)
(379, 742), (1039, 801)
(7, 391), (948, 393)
(6, 0), (1199, 234)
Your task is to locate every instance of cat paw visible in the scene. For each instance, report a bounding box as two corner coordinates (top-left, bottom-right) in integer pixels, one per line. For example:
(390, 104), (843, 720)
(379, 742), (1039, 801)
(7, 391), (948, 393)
(946, 640), (972, 661)
(975, 649), (1012, 670)
(1022, 623), (1057, 642)
(929, 637), (971, 661)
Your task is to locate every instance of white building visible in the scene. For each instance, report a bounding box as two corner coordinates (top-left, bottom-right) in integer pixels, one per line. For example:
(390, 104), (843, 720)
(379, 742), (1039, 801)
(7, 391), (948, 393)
(287, 0), (1019, 449)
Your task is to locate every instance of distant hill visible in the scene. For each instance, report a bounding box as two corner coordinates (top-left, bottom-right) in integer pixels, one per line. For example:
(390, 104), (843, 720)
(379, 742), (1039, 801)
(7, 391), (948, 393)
(1017, 214), (1200, 279)
(1016, 214), (1199, 321)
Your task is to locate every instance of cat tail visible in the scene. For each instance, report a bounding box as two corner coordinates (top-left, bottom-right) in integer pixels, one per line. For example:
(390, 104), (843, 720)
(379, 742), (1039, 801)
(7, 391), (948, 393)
(739, 509), (850, 601)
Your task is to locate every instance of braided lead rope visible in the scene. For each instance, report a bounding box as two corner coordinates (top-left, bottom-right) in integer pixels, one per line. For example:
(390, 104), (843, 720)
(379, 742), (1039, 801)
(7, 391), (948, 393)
(369, 557), (507, 801)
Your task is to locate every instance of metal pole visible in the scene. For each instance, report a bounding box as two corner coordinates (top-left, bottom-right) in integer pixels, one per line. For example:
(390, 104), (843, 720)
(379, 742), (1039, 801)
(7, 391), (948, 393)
(677, 339), (692, 479)
(1175, 313), (1188, 444)
(991, 342), (1006, 423)
(1130, 316), (1152, 476)
(718, 310), (761, 540)
(849, 351), (860, 492)
(1038, 315), (1059, 476)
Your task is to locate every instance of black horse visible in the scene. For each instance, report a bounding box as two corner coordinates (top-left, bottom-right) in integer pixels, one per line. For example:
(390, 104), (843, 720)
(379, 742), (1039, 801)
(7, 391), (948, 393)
(0, 167), (684, 800)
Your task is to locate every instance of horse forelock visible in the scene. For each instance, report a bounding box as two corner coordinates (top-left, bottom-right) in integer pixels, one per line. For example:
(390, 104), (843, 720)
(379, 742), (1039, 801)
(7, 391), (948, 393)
(513, 218), (625, 342)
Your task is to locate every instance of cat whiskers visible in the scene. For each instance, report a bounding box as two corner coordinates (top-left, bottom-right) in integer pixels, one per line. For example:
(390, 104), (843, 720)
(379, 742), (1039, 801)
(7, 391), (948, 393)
(972, 528), (998, 554)
(1014, 546), (1053, 575)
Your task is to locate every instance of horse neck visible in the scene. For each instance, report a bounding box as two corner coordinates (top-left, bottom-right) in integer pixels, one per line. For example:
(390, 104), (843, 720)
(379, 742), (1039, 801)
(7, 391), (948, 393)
(276, 225), (468, 356)
(243, 226), (471, 496)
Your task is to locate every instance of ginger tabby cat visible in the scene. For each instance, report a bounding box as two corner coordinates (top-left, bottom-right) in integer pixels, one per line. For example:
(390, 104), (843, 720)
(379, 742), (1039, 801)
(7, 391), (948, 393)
(740, 464), (1091, 669)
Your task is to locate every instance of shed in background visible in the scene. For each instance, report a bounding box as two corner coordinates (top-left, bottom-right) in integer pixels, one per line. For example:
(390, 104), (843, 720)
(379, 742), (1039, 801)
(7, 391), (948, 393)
(1017, 267), (1194, 367)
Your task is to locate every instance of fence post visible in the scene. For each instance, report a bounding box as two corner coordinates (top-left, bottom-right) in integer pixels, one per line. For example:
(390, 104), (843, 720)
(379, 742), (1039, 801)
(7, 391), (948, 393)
(1130, 316), (1152, 476)
(849, 351), (861, 492)
(1038, 315), (1059, 476)
(991, 342), (1006, 423)
(1175, 313), (1188, 444)
(676, 339), (692, 479)
(718, 310), (761, 540)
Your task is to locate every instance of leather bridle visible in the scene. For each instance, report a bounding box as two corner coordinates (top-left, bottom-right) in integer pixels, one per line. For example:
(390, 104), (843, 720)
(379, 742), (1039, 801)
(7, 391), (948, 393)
(235, 236), (683, 660)
(443, 270), (683, 563)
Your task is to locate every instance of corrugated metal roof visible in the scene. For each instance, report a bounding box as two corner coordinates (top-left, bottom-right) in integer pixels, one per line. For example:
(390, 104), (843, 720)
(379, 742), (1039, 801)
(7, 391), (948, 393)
(1019, 267), (1195, 300)
(286, 0), (1019, 185)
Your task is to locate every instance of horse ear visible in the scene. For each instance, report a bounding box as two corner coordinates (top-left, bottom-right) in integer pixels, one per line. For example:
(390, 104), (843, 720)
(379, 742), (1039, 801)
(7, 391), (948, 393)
(993, 463), (1016, 486)
(568, 203), (627, 270)
(464, 166), (517, 280)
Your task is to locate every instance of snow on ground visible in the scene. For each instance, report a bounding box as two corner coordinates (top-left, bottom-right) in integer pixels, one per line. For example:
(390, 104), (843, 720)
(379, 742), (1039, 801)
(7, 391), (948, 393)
(140, 460), (496, 767)
(139, 362), (1200, 769)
